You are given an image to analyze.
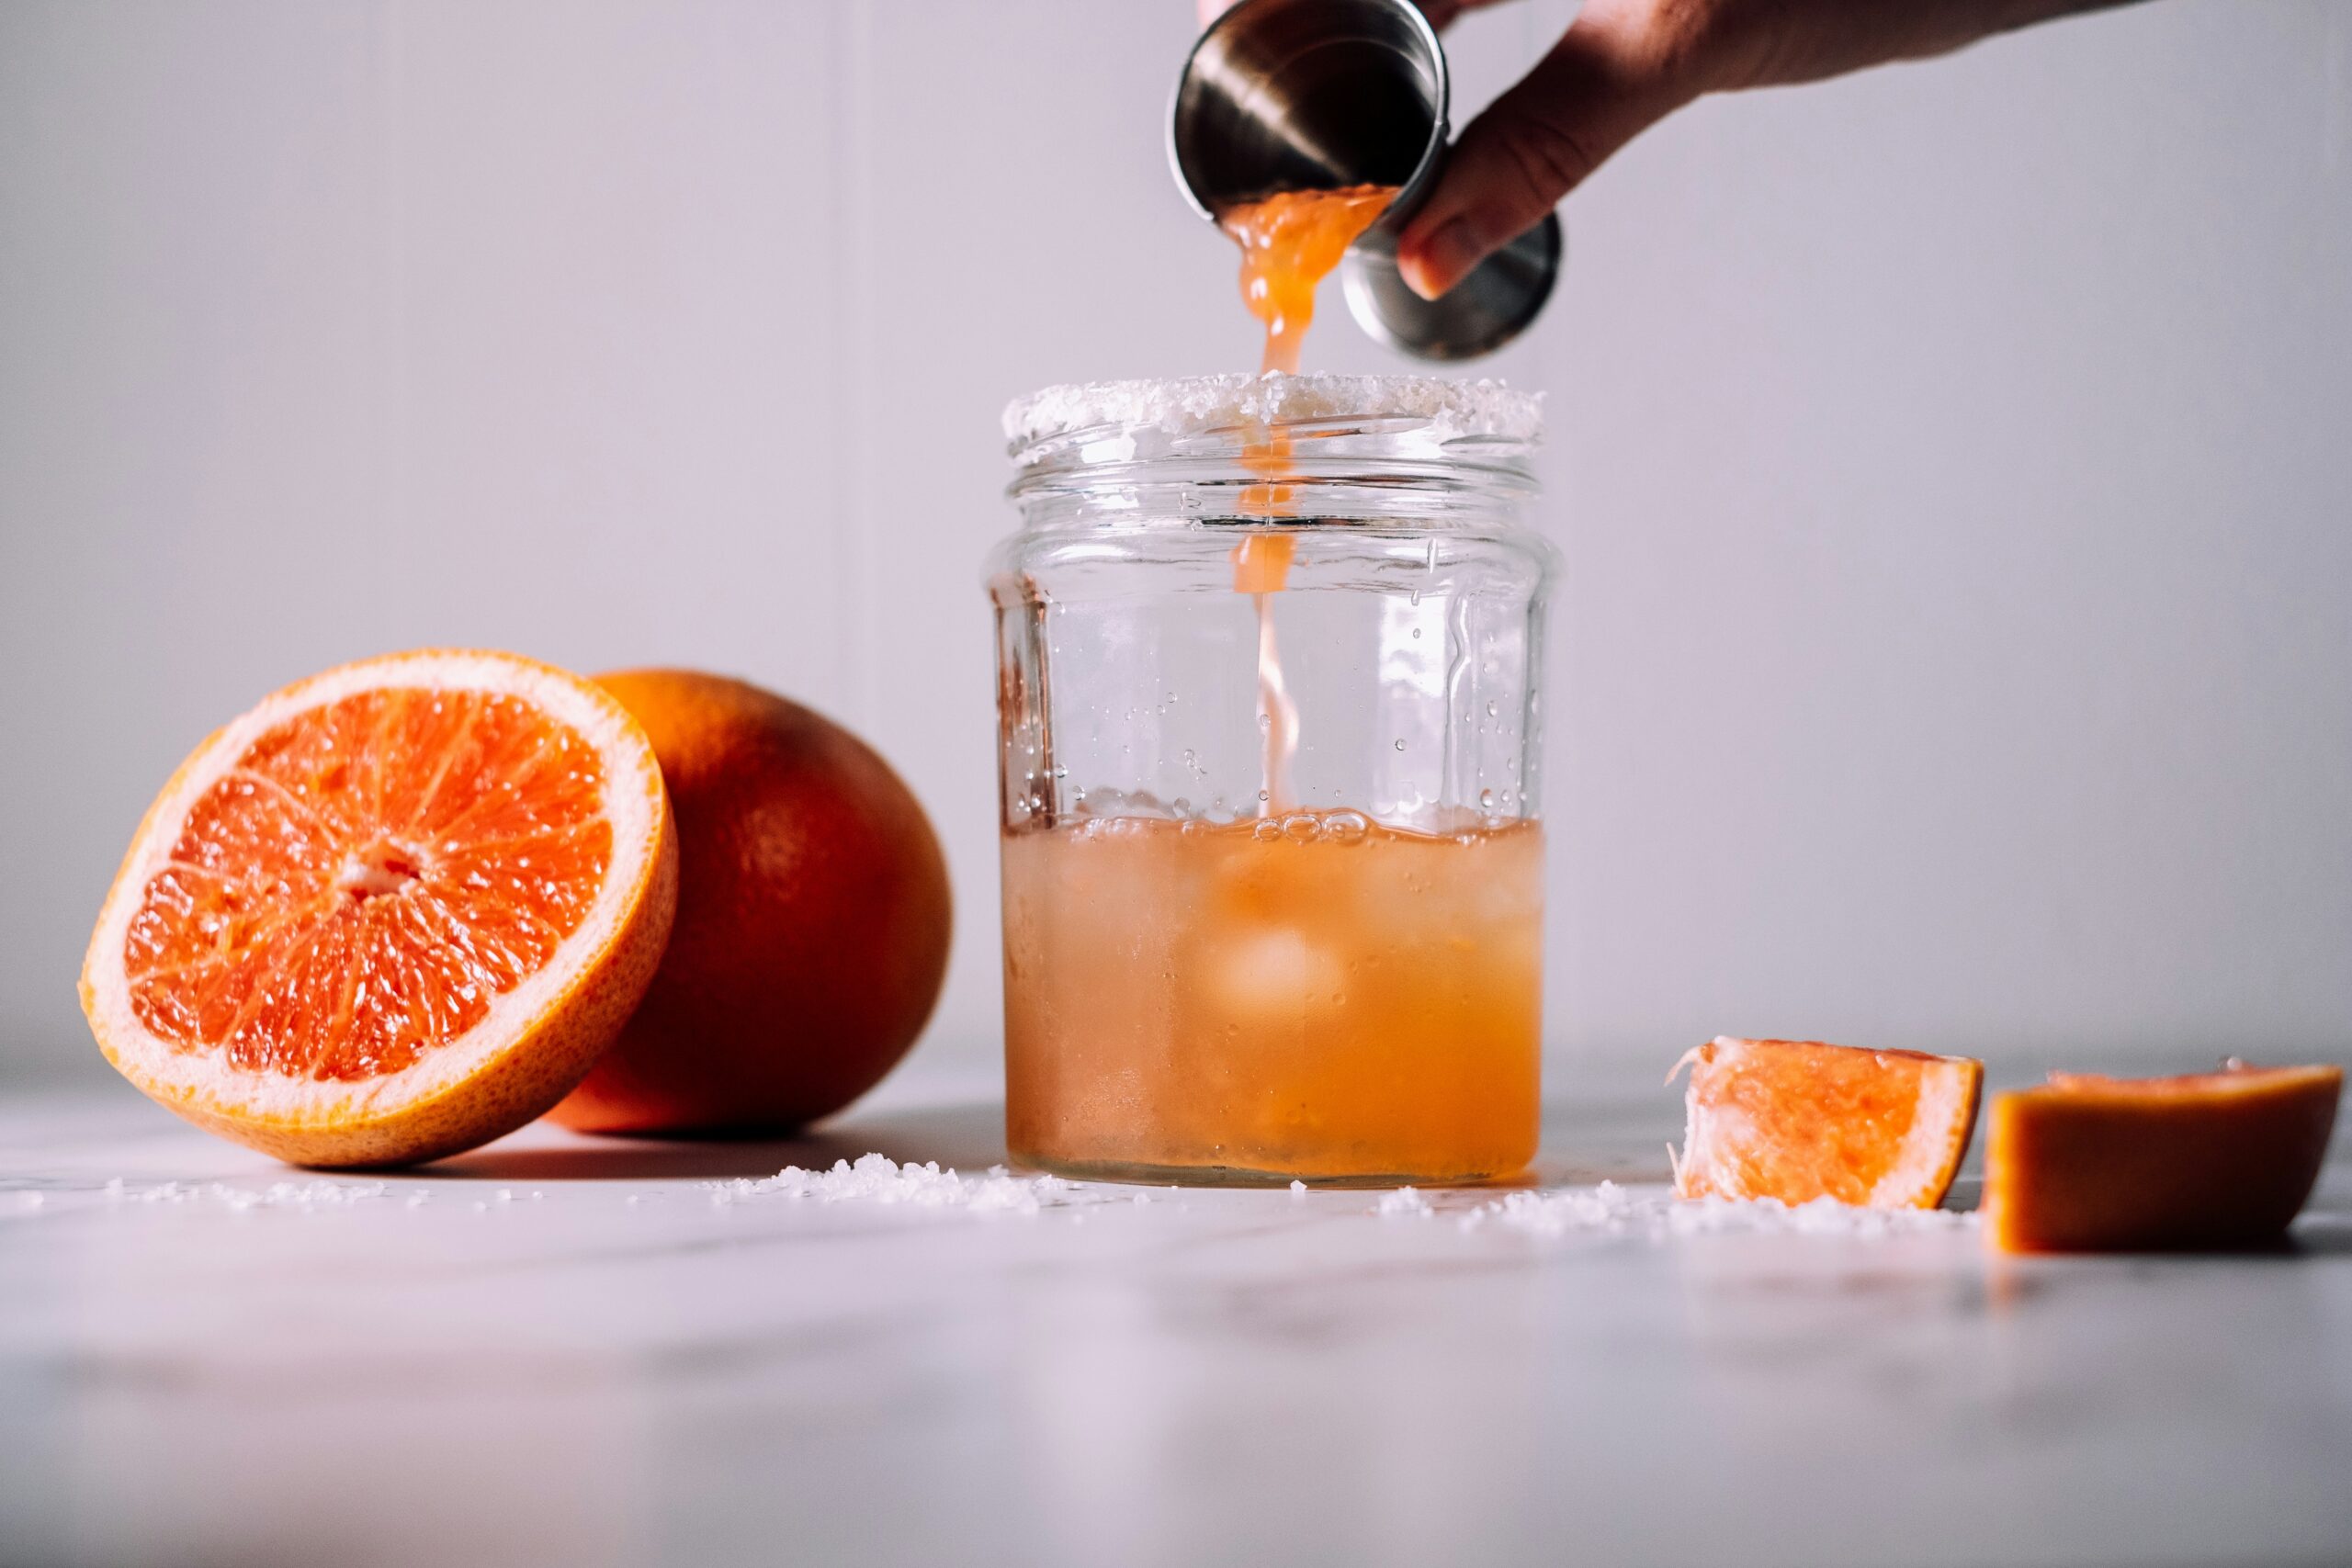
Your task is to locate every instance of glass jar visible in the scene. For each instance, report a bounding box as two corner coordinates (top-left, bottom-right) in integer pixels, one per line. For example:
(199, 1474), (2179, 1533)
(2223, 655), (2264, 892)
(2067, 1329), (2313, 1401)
(988, 374), (1555, 1186)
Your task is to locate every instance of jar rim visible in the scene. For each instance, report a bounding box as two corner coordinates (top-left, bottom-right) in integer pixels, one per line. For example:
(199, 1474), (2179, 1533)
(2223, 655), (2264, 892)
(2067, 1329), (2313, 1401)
(1002, 373), (1543, 465)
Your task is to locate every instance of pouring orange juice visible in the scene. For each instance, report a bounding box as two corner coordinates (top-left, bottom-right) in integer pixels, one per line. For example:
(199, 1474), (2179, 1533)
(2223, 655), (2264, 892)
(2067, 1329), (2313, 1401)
(989, 168), (1551, 1183)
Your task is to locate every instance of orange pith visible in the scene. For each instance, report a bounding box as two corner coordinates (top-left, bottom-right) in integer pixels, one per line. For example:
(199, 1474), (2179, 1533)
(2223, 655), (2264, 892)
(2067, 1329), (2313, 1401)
(126, 689), (612, 1082)
(83, 649), (677, 1168)
(1673, 1036), (1984, 1210)
(1985, 1062), (2343, 1253)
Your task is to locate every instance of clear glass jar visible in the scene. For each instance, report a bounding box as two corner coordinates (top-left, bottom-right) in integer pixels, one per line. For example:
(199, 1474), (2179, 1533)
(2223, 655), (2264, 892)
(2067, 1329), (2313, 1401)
(988, 375), (1555, 1186)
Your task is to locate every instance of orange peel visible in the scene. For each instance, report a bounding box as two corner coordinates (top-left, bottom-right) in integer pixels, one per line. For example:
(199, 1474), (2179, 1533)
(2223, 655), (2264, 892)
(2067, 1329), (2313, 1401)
(1985, 1062), (2341, 1253)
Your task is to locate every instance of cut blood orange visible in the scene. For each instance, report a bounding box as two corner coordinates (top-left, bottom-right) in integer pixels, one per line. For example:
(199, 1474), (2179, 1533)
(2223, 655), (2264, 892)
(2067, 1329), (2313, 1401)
(1985, 1062), (2342, 1253)
(1671, 1036), (1984, 1209)
(81, 649), (678, 1168)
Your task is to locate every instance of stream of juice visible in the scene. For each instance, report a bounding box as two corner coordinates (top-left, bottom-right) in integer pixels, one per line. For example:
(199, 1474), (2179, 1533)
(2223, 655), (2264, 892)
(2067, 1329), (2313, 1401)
(1216, 185), (1396, 811)
(1219, 184), (1395, 378)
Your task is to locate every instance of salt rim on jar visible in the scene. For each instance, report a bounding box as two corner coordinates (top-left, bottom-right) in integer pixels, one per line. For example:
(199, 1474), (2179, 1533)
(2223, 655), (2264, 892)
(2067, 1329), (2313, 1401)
(1003, 373), (1542, 462)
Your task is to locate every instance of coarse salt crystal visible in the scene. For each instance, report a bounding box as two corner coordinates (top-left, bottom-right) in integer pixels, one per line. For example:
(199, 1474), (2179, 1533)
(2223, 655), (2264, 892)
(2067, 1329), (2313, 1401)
(1375, 1186), (1434, 1218)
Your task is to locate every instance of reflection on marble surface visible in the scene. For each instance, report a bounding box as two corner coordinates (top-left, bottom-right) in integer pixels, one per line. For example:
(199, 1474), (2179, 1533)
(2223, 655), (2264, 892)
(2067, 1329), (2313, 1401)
(3, 1069), (2346, 1568)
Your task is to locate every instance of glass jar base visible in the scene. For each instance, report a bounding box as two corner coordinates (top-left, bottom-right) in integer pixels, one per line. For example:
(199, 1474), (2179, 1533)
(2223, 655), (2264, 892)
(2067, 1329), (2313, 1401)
(1011, 1150), (1528, 1189)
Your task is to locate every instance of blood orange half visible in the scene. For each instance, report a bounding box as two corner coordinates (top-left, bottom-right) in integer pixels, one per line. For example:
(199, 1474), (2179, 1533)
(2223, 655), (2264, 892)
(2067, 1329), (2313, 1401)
(1671, 1035), (1984, 1210)
(81, 649), (678, 1168)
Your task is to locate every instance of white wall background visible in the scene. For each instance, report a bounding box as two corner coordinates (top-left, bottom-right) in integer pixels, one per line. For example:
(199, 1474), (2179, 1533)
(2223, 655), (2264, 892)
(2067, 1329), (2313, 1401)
(3, 0), (2346, 1100)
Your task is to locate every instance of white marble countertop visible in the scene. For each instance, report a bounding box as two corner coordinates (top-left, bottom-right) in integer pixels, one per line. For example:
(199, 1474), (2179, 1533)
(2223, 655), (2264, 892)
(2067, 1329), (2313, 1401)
(4, 1067), (2347, 1568)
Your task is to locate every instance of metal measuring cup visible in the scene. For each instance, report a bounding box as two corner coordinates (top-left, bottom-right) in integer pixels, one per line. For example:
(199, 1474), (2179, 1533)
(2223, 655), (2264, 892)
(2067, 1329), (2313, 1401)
(1169, 0), (1562, 362)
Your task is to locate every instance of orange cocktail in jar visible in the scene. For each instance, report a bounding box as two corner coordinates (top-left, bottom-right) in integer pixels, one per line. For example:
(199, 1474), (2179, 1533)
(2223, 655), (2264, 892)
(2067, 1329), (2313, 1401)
(1003, 811), (1541, 1183)
(989, 372), (1553, 1185)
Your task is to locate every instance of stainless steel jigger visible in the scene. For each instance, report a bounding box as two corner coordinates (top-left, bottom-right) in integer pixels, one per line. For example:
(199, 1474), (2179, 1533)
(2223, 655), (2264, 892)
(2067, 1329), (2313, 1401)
(1169, 0), (1561, 362)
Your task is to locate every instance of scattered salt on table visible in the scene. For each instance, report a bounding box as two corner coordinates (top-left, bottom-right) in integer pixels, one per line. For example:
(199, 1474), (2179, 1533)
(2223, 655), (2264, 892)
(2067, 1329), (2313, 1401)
(1453, 1181), (1977, 1239)
(93, 1178), (393, 1211)
(703, 1153), (1070, 1215)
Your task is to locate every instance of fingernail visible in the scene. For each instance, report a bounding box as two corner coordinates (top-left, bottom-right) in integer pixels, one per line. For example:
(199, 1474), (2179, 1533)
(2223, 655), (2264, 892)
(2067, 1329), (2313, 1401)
(1401, 217), (1479, 301)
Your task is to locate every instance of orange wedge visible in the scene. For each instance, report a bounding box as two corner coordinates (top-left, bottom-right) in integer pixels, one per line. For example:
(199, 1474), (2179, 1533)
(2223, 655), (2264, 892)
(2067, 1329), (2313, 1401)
(1671, 1036), (1984, 1209)
(1985, 1063), (2342, 1253)
(81, 649), (678, 1168)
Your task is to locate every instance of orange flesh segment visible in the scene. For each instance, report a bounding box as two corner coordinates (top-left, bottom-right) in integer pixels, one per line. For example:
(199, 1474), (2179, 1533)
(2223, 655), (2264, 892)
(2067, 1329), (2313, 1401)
(1217, 185), (1396, 377)
(1674, 1036), (1984, 1209)
(1985, 1064), (2343, 1253)
(123, 689), (612, 1082)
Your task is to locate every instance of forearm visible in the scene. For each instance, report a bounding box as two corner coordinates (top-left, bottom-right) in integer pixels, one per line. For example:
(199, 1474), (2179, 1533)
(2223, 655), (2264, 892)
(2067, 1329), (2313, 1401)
(1700, 0), (2154, 93)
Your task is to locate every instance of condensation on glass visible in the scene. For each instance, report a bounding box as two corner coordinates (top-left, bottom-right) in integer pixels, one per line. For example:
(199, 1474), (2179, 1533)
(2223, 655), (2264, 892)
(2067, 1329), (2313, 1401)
(989, 375), (1556, 1185)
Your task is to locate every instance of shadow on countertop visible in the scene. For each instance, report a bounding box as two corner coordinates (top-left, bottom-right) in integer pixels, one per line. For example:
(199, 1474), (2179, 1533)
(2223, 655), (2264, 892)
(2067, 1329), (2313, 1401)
(427, 1098), (1694, 1190)
(428, 1102), (1011, 1182)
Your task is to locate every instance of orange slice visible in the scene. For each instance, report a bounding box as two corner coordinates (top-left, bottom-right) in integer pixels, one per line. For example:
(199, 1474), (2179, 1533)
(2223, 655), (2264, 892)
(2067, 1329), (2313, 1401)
(81, 649), (678, 1168)
(1985, 1063), (2342, 1253)
(1671, 1036), (1984, 1209)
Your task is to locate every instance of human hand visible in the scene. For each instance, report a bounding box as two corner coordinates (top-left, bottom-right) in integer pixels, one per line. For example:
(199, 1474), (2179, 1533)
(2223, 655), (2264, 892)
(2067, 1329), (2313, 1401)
(1198, 0), (2126, 299)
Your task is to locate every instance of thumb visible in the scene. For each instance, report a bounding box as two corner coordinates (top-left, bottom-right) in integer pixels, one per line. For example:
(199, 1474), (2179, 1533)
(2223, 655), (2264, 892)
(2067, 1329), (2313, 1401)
(1398, 12), (1693, 299)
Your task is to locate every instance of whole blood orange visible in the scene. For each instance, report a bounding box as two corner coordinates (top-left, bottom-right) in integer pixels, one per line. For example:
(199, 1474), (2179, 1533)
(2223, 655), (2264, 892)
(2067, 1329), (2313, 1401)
(1672, 1036), (1984, 1209)
(1985, 1062), (2342, 1253)
(81, 649), (678, 1168)
(548, 671), (951, 1134)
